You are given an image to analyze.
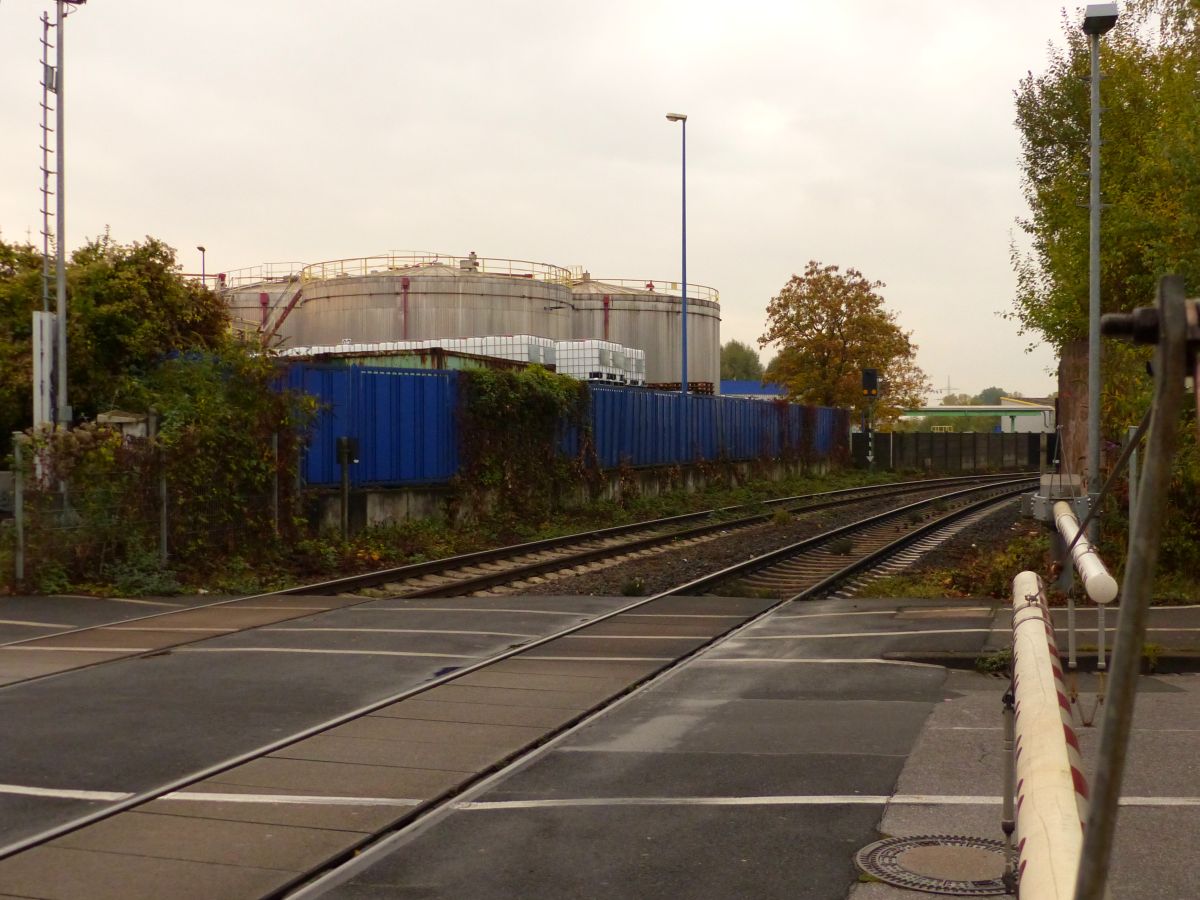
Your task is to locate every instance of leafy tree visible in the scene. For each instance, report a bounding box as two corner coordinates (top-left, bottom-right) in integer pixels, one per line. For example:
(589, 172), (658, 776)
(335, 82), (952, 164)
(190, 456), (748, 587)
(0, 234), (229, 440)
(759, 261), (929, 422)
(978, 386), (1012, 405)
(1014, 1), (1200, 575)
(941, 392), (975, 407)
(720, 340), (765, 381)
(0, 242), (44, 448)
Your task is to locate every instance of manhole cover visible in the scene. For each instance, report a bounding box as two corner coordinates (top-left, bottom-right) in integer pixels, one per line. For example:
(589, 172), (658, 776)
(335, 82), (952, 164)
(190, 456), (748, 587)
(856, 834), (1014, 896)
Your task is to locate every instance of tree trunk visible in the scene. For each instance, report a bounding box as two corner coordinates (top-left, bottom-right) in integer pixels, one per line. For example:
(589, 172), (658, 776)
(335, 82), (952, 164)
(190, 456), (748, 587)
(1057, 339), (1088, 480)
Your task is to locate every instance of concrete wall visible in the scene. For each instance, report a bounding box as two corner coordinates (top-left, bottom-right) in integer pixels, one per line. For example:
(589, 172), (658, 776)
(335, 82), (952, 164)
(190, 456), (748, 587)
(312, 456), (825, 531)
(851, 431), (1054, 472)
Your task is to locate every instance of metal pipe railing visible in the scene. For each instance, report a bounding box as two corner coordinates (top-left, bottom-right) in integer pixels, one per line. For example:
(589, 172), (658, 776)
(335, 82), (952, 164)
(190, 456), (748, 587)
(1011, 570), (1091, 899)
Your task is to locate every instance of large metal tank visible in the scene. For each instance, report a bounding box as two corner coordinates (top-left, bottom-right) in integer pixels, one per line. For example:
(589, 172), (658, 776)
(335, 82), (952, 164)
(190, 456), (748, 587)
(219, 262), (306, 337)
(569, 274), (721, 388)
(268, 252), (575, 348)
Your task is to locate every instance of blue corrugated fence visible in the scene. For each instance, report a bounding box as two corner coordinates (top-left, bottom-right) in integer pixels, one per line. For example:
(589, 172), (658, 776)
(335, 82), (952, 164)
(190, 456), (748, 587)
(287, 365), (848, 486)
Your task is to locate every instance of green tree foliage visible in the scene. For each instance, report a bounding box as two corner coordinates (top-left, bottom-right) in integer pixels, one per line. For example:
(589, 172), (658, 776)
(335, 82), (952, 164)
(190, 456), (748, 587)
(1014, 1), (1200, 576)
(456, 366), (594, 529)
(720, 340), (765, 381)
(0, 242), (44, 446)
(759, 261), (929, 422)
(0, 234), (228, 440)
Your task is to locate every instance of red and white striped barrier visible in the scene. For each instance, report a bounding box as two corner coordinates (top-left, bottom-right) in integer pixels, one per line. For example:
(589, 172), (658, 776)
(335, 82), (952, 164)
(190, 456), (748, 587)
(1011, 570), (1090, 898)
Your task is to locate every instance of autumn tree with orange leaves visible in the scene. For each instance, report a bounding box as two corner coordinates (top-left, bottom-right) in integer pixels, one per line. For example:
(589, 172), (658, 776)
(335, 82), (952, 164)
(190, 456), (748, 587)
(759, 261), (928, 422)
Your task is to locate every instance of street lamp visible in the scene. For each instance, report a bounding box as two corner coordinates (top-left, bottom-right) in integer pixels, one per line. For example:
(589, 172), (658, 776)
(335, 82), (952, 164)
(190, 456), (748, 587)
(665, 113), (688, 398)
(1083, 2), (1117, 543)
(197, 245), (207, 289)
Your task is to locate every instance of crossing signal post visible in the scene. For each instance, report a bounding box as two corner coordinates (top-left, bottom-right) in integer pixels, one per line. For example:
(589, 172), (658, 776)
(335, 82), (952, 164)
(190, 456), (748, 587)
(862, 368), (879, 472)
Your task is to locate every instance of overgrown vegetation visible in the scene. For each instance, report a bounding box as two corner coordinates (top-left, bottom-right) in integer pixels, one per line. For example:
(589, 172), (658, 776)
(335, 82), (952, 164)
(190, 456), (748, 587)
(1, 235), (313, 592)
(1013, 2), (1199, 587)
(455, 366), (594, 525)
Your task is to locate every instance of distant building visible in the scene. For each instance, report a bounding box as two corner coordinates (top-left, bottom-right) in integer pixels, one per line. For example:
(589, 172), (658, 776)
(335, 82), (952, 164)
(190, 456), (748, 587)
(999, 396), (1056, 434)
(721, 380), (786, 401)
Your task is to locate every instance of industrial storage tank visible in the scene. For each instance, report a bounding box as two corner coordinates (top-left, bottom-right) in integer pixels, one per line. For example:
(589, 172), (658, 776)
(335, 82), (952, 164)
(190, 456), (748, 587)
(219, 262), (307, 337)
(264, 252), (576, 348)
(569, 274), (721, 389)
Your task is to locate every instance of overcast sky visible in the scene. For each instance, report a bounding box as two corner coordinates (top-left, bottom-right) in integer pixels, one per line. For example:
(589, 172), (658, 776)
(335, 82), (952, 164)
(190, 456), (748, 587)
(0, 1), (1079, 399)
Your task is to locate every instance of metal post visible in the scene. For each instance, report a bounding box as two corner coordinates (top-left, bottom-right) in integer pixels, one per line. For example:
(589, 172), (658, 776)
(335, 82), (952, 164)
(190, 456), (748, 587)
(1126, 424), (1138, 548)
(340, 457), (350, 540)
(1075, 275), (1189, 900)
(1086, 29), (1103, 543)
(680, 117), (688, 398)
(1001, 685), (1016, 891)
(13, 435), (25, 587)
(867, 398), (875, 473)
(150, 412), (166, 566)
(54, 0), (69, 428)
(159, 469), (167, 566)
(271, 432), (280, 536)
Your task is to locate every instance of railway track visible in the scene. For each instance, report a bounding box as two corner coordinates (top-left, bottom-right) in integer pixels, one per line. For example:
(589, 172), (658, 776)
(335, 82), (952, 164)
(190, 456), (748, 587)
(0, 473), (1028, 692)
(0, 475), (1034, 900)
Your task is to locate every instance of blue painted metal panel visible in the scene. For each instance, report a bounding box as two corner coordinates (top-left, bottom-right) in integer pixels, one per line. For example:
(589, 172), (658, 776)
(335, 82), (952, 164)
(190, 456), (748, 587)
(287, 365), (458, 486)
(287, 369), (847, 486)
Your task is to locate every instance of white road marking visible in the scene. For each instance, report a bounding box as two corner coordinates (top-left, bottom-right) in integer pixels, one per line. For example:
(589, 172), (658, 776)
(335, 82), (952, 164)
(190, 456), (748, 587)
(521, 656), (674, 662)
(775, 608), (990, 620)
(162, 791), (421, 807)
(178, 647), (473, 658)
(736, 628), (992, 640)
(3, 646), (148, 653)
(0, 783), (133, 801)
(0, 619), (74, 629)
(260, 627), (535, 638)
(105, 626), (237, 633)
(349, 607), (584, 616)
(91, 596), (185, 607)
(454, 794), (1200, 811)
(228, 605), (329, 611)
(561, 635), (704, 640)
(623, 614), (745, 619)
(696, 657), (942, 668)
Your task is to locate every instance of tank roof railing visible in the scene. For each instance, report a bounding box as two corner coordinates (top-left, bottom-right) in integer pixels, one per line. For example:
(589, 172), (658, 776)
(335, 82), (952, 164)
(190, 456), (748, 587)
(296, 252), (575, 285)
(581, 277), (720, 303)
(221, 262), (308, 289)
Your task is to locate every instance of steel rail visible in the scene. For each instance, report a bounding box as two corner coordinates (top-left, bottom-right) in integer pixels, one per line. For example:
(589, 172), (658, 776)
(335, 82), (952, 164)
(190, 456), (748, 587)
(0, 477), (1034, 866)
(371, 477), (1024, 599)
(284, 472), (1032, 597)
(0, 475), (1030, 697)
(283, 487), (1035, 899)
(675, 478), (1034, 596)
(0, 473), (1028, 653)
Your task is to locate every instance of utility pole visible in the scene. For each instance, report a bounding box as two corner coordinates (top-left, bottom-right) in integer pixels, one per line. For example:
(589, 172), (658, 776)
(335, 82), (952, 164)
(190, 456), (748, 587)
(50, 1), (88, 428)
(1084, 3), (1118, 541)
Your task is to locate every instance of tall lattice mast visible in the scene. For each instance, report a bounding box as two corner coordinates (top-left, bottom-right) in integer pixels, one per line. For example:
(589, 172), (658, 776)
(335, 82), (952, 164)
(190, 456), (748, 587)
(39, 11), (56, 314)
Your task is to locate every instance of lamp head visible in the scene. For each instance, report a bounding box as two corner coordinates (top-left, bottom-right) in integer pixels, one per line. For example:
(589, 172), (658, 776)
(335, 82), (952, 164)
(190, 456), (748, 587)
(197, 245), (206, 253)
(1082, 3), (1119, 35)
(665, 113), (687, 123)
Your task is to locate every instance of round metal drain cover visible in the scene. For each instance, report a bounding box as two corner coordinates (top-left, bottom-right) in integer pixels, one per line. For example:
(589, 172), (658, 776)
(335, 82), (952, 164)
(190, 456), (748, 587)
(856, 834), (1013, 896)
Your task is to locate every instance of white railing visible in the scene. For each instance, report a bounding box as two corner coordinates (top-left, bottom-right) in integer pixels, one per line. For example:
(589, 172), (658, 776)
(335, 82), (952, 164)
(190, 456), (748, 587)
(220, 262), (308, 289)
(586, 277), (719, 303)
(297, 252), (573, 285)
